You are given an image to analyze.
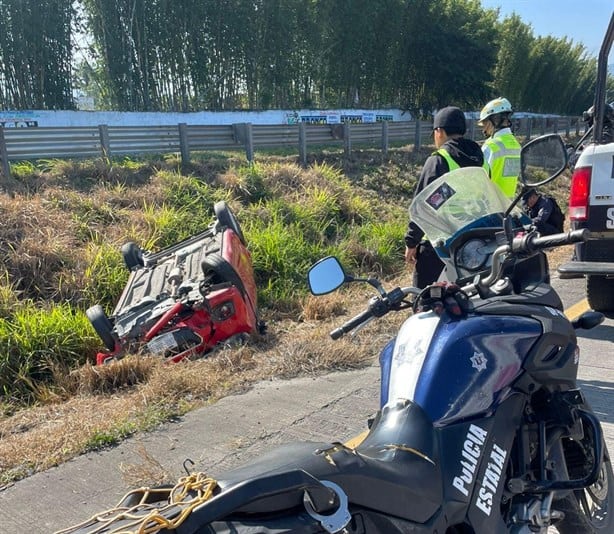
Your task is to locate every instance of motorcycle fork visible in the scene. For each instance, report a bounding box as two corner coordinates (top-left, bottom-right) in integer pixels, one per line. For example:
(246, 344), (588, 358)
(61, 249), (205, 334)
(508, 390), (604, 495)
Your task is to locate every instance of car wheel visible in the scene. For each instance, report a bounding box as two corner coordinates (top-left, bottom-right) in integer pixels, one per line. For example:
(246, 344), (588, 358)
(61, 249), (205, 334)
(214, 201), (246, 245)
(202, 253), (246, 296)
(86, 305), (117, 351)
(586, 275), (614, 312)
(121, 242), (144, 270)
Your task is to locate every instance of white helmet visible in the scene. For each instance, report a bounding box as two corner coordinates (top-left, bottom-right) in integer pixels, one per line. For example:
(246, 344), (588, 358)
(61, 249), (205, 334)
(478, 97), (513, 124)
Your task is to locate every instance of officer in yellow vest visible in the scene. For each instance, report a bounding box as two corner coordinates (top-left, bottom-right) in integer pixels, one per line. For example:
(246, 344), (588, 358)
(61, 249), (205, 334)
(478, 97), (521, 199)
(404, 106), (486, 288)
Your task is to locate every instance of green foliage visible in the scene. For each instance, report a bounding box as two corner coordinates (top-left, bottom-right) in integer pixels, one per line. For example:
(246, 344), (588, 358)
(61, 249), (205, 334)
(490, 13), (596, 115)
(348, 219), (407, 274)
(0, 0), (74, 109)
(153, 171), (218, 212)
(242, 171), (406, 306)
(0, 270), (19, 319)
(491, 14), (534, 108)
(243, 202), (332, 307)
(0, 302), (100, 402)
(0, 149), (419, 407)
(0, 0), (608, 114)
(82, 242), (128, 310)
(84, 403), (176, 450)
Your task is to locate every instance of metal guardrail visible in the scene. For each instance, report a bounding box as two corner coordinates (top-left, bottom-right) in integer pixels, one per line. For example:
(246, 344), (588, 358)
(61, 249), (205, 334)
(0, 116), (583, 178)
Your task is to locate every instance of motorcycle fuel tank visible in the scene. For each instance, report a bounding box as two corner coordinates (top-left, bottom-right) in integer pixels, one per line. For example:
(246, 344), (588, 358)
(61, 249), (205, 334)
(382, 312), (541, 425)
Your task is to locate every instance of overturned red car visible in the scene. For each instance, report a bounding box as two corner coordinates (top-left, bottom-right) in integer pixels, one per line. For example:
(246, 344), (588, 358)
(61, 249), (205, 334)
(86, 201), (261, 365)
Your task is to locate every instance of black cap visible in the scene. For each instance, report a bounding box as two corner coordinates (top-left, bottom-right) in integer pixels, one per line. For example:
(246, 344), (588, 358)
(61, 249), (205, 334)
(433, 106), (466, 135)
(522, 188), (537, 201)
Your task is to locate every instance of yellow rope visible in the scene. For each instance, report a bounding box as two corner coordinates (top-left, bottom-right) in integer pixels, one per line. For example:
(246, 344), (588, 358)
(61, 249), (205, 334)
(55, 472), (218, 534)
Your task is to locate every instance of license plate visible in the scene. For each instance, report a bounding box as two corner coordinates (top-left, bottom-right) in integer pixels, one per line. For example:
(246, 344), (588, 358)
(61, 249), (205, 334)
(147, 331), (178, 354)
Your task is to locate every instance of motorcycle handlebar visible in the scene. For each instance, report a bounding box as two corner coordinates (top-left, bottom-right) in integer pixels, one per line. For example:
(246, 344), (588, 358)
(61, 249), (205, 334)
(480, 229), (590, 289)
(512, 229), (589, 254)
(329, 287), (419, 339)
(531, 228), (589, 249)
(330, 309), (374, 340)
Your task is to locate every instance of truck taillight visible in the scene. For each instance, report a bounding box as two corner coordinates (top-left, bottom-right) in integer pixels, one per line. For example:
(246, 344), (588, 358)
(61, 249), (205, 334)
(568, 166), (591, 221)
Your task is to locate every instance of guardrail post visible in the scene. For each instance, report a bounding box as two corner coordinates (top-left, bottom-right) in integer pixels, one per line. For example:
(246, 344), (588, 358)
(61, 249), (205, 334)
(343, 122), (351, 158)
(244, 123), (254, 163)
(414, 119), (422, 151)
(526, 118), (533, 140)
(178, 123), (190, 169)
(540, 117), (547, 136)
(298, 122), (307, 167)
(98, 124), (111, 160)
(565, 117), (571, 137)
(381, 120), (389, 159)
(468, 118), (476, 140)
(0, 126), (10, 179)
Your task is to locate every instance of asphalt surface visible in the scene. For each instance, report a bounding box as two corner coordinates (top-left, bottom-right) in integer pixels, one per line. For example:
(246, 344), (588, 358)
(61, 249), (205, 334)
(1, 274), (613, 534)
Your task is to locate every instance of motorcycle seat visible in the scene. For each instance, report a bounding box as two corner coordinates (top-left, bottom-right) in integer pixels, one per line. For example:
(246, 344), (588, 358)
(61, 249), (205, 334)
(213, 400), (442, 524)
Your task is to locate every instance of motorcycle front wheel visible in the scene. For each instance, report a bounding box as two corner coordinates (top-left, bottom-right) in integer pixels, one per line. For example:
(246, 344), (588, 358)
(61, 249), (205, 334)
(555, 447), (613, 532)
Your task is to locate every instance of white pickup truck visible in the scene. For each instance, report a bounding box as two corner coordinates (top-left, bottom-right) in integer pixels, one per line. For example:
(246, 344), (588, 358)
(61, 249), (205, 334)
(557, 13), (614, 311)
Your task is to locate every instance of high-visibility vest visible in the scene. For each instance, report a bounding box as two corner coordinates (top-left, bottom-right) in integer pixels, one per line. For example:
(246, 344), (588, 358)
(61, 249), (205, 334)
(419, 149), (490, 245)
(482, 132), (521, 199)
(435, 148), (489, 173)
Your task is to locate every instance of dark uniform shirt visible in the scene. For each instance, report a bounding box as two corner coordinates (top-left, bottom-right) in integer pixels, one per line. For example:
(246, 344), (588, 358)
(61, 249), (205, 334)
(526, 195), (559, 236)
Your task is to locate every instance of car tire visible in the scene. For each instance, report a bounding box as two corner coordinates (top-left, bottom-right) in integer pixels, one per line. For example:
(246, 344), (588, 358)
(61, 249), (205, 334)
(121, 242), (144, 270)
(214, 201), (246, 245)
(86, 305), (117, 351)
(201, 253), (246, 296)
(586, 275), (614, 312)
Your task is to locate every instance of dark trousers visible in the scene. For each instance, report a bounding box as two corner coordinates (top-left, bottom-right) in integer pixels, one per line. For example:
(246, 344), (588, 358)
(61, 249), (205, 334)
(413, 241), (445, 289)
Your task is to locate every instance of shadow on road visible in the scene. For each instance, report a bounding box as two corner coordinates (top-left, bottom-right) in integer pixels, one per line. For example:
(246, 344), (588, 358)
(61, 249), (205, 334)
(576, 323), (614, 341)
(578, 379), (614, 424)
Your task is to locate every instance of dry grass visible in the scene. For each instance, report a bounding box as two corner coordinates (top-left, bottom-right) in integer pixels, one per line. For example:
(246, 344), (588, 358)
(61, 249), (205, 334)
(0, 144), (577, 488)
(0, 274), (408, 487)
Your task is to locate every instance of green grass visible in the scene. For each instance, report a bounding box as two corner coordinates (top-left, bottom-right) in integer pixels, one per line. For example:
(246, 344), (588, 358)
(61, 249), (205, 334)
(0, 148), (421, 405)
(0, 302), (101, 402)
(82, 242), (130, 310)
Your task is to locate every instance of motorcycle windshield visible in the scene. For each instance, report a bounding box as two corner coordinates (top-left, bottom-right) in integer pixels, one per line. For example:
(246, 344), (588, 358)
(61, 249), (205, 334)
(409, 167), (511, 246)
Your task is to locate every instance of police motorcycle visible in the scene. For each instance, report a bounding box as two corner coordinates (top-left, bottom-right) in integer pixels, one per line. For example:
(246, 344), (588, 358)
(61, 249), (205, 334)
(62, 134), (612, 534)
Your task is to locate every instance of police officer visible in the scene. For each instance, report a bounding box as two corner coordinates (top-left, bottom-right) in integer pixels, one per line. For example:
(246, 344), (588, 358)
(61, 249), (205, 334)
(522, 188), (564, 236)
(405, 106), (486, 288)
(478, 97), (521, 199)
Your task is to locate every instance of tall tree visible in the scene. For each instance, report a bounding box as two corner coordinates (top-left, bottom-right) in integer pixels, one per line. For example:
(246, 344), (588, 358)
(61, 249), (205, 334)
(491, 14), (533, 108)
(0, 0), (74, 109)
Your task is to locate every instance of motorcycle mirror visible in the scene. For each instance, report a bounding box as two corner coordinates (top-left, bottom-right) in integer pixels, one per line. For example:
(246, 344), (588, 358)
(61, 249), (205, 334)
(519, 133), (568, 188)
(571, 310), (605, 330)
(307, 256), (351, 295)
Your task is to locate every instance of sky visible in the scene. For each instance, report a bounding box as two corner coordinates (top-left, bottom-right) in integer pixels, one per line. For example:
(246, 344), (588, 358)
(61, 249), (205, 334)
(479, 0), (613, 57)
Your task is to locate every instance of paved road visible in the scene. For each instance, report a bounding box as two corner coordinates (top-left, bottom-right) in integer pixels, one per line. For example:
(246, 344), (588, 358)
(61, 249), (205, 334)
(1, 274), (612, 533)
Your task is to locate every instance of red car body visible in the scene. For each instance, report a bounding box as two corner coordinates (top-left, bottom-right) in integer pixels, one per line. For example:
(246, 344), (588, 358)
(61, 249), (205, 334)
(87, 202), (260, 365)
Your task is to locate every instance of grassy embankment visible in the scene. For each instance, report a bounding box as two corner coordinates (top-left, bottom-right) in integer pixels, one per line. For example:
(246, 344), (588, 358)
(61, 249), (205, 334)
(0, 139), (574, 487)
(0, 146), (424, 486)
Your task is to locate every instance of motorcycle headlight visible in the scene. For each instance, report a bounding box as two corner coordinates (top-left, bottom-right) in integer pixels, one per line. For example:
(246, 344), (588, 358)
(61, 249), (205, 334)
(456, 239), (489, 271)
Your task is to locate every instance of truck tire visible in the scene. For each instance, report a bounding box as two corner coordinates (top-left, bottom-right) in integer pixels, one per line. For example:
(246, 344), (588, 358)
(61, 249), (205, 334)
(586, 275), (614, 312)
